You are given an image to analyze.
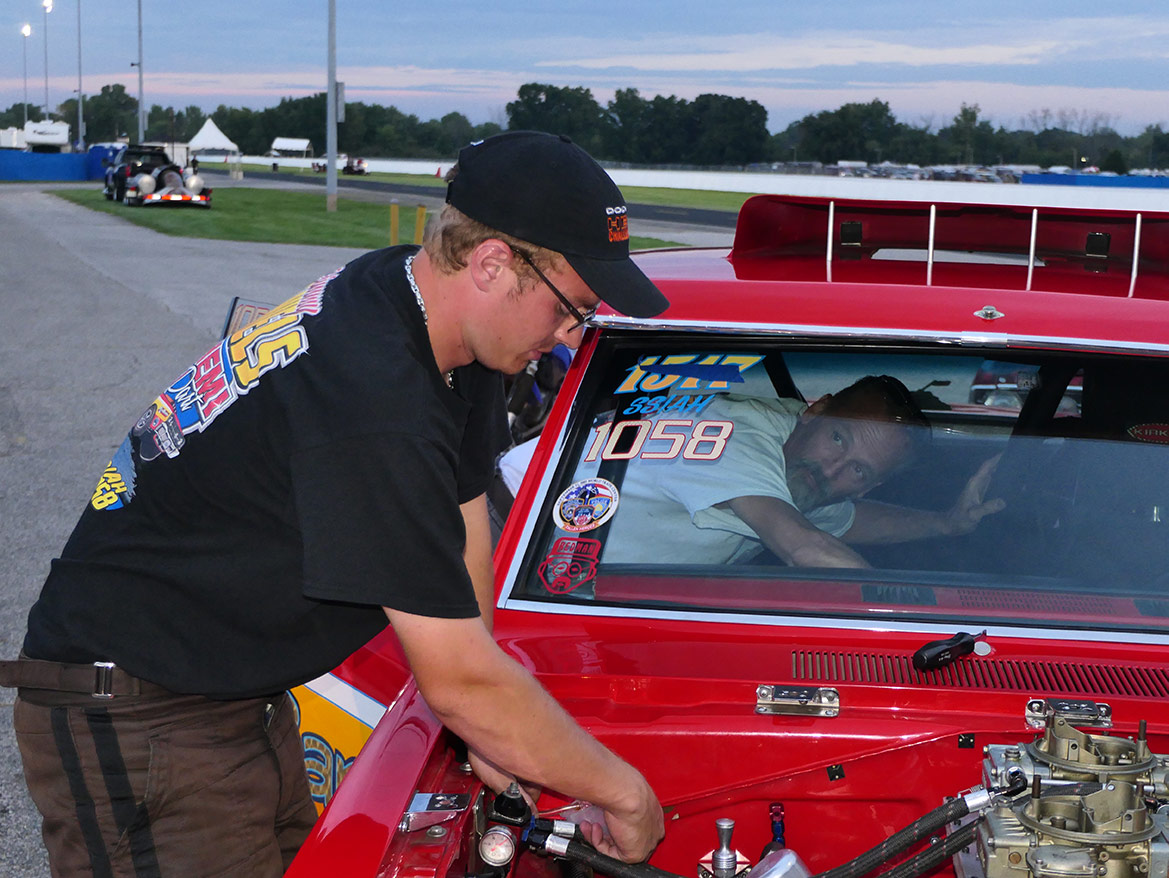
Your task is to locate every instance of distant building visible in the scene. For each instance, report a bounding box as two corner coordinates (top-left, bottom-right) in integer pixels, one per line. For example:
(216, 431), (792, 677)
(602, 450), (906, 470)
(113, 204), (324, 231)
(0, 127), (26, 149)
(24, 120), (71, 152)
(270, 137), (313, 158)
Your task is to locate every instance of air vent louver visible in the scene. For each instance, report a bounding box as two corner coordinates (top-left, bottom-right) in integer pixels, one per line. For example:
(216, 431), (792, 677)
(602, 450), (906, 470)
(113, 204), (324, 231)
(792, 650), (1169, 698)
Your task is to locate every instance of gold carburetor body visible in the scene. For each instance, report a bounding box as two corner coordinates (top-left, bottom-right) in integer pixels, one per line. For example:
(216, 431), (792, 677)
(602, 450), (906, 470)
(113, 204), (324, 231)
(956, 704), (1169, 878)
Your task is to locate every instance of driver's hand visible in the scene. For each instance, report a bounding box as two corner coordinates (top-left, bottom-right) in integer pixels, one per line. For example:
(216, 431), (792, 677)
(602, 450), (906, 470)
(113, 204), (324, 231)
(946, 454), (1006, 535)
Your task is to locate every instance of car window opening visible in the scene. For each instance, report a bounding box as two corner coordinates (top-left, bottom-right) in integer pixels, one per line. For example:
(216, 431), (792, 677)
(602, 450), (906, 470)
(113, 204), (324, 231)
(511, 339), (1169, 636)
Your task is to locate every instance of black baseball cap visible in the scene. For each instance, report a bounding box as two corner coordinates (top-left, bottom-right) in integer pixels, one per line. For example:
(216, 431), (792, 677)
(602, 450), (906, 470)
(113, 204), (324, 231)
(445, 131), (669, 318)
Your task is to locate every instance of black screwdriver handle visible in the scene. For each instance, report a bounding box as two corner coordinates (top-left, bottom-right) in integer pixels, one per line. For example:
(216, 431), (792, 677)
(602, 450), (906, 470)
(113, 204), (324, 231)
(912, 630), (985, 671)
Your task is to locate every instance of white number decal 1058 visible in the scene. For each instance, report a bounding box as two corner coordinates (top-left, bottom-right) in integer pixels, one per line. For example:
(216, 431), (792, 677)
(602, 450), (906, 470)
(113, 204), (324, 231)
(583, 419), (734, 462)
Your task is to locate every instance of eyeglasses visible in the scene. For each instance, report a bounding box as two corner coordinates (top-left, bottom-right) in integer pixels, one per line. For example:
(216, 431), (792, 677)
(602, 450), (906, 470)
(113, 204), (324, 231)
(509, 246), (598, 331)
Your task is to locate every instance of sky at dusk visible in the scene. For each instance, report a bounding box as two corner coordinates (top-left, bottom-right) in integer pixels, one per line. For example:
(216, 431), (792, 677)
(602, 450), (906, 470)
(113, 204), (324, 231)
(4, 0), (1168, 136)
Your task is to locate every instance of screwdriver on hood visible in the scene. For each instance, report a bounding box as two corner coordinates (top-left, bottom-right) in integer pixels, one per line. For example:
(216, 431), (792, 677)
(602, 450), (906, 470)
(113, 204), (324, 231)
(912, 630), (987, 671)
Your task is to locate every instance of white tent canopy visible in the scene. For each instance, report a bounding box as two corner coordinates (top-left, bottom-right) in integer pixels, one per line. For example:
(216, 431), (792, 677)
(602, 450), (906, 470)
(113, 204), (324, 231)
(270, 136), (312, 156)
(188, 118), (239, 154)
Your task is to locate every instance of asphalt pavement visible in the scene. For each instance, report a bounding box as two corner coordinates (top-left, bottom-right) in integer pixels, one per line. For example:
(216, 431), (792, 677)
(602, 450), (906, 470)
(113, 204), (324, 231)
(0, 178), (731, 875)
(0, 183), (371, 876)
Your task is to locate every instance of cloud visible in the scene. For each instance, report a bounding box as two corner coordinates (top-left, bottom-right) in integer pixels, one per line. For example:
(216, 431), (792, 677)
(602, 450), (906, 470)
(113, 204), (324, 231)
(6, 11), (1168, 136)
(528, 15), (1169, 73)
(2, 65), (524, 103)
(543, 36), (1070, 73)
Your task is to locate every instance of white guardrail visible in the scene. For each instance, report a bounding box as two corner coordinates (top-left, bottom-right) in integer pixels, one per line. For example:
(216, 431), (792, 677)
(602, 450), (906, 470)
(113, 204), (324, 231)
(224, 153), (1169, 212)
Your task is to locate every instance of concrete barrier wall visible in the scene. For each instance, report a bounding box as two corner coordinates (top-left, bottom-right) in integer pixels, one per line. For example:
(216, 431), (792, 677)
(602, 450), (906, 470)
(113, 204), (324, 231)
(246, 154), (1169, 212)
(13, 146), (1162, 211)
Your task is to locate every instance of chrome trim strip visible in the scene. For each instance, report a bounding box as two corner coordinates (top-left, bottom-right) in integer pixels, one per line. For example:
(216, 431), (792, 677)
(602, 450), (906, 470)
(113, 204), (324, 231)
(588, 316), (1169, 356)
(826, 200), (835, 283)
(498, 598), (1169, 647)
(1129, 212), (1142, 299)
(927, 204), (936, 286)
(1027, 208), (1038, 292)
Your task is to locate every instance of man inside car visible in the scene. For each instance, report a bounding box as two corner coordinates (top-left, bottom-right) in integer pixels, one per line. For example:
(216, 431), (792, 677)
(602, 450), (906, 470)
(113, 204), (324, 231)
(603, 375), (1004, 568)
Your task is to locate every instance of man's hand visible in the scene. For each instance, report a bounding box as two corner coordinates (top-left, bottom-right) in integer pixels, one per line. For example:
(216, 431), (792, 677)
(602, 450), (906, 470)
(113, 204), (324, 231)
(386, 609), (665, 864)
(471, 749), (662, 863)
(581, 774), (665, 863)
(944, 455), (1006, 535)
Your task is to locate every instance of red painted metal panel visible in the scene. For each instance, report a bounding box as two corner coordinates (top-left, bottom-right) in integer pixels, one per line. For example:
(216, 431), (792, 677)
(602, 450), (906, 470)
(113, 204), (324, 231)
(292, 193), (1169, 876)
(286, 684), (443, 875)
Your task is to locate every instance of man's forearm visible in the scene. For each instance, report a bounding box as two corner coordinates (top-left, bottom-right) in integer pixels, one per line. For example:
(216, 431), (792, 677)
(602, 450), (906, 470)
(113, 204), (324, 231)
(846, 500), (949, 544)
(728, 494), (870, 567)
(847, 457), (1006, 544)
(429, 646), (649, 812)
(386, 610), (654, 823)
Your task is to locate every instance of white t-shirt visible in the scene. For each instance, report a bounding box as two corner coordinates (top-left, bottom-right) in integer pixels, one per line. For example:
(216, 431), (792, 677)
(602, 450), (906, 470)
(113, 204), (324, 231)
(601, 395), (855, 564)
(499, 437), (538, 495)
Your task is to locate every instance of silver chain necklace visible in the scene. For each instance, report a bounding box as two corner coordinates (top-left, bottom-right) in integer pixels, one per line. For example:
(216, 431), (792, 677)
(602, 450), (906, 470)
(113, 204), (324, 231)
(405, 254), (454, 389)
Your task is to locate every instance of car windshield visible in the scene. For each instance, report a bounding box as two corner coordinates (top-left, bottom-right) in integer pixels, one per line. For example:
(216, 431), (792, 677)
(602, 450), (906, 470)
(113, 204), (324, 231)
(507, 336), (1169, 636)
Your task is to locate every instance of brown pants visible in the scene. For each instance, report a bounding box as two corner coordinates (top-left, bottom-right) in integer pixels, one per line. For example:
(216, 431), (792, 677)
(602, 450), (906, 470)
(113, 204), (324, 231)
(14, 688), (318, 877)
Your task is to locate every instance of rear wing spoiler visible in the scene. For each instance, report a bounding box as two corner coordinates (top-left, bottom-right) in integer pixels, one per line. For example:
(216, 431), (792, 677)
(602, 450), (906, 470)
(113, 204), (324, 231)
(731, 194), (1169, 298)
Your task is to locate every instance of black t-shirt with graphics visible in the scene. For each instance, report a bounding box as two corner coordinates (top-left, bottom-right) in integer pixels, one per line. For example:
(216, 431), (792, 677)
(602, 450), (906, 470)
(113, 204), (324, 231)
(23, 246), (508, 698)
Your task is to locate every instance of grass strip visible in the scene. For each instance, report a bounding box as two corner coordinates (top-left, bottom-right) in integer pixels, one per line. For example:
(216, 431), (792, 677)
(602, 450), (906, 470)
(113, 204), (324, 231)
(56, 188), (421, 249)
(239, 162), (448, 189)
(239, 163), (752, 212)
(616, 185), (753, 213)
(54, 187), (681, 250)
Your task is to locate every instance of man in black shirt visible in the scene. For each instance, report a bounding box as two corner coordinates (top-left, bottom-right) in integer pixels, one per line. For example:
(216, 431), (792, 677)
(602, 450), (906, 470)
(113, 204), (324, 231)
(2, 132), (669, 876)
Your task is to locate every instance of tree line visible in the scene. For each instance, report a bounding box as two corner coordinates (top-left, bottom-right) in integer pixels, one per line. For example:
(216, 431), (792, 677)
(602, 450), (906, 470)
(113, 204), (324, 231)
(4, 83), (1169, 170)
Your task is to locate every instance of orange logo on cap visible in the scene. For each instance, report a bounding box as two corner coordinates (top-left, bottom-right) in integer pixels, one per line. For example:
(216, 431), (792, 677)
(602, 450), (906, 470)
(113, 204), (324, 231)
(608, 214), (629, 243)
(605, 205), (629, 243)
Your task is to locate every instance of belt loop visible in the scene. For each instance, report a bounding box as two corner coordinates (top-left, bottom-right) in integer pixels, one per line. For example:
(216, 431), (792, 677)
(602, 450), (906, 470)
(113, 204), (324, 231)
(93, 662), (116, 699)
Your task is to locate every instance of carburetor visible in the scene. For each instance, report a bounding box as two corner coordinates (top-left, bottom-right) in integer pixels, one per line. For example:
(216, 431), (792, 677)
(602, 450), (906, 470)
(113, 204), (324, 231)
(956, 700), (1169, 878)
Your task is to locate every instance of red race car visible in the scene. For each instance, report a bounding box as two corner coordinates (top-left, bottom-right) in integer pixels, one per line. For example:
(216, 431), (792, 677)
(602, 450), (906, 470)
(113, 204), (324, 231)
(287, 194), (1169, 878)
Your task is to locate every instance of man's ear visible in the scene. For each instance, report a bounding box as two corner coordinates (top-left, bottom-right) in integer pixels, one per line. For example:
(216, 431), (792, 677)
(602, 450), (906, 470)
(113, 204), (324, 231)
(802, 393), (833, 420)
(467, 238), (513, 292)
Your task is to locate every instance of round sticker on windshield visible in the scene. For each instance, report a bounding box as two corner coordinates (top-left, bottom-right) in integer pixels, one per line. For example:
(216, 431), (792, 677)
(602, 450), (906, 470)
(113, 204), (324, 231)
(554, 478), (619, 532)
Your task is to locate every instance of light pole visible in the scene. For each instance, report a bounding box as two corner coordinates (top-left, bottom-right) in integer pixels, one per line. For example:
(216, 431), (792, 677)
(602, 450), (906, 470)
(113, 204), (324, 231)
(76, 0), (84, 149)
(42, 0), (52, 119)
(136, 0), (144, 142)
(21, 23), (31, 125)
(326, 0), (337, 212)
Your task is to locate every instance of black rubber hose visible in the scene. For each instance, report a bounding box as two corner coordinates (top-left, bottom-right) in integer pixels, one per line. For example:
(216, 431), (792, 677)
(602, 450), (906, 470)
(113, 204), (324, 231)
(813, 796), (970, 878)
(873, 819), (981, 878)
(559, 857), (595, 878)
(553, 837), (685, 878)
(530, 782), (1012, 878)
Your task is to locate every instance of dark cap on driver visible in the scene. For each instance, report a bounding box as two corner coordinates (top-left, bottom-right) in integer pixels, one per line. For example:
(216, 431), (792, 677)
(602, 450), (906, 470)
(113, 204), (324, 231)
(445, 131), (669, 318)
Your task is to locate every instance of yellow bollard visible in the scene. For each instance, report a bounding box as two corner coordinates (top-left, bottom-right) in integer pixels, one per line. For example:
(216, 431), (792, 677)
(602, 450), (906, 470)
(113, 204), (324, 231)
(414, 205), (427, 244)
(389, 201), (400, 245)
